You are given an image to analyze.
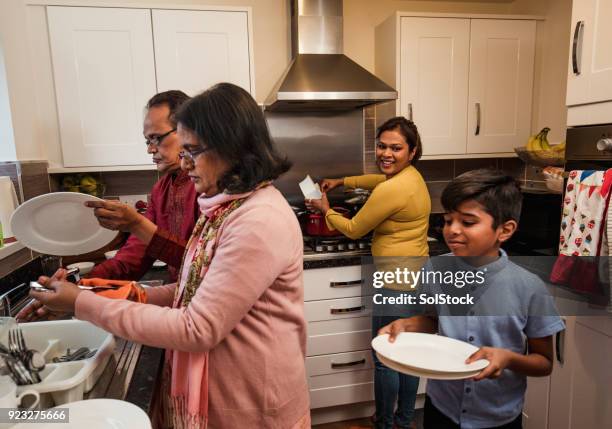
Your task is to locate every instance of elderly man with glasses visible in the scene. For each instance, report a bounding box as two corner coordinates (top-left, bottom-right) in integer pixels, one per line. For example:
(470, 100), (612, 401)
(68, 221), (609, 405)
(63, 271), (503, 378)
(84, 90), (199, 282)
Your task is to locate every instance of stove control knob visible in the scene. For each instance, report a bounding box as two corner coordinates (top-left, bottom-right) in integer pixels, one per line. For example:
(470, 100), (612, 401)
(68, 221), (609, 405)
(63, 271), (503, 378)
(596, 137), (612, 152)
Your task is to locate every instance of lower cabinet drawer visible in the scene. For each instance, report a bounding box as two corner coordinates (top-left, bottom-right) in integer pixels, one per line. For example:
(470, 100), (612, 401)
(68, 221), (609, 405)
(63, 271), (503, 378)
(309, 368), (373, 390)
(307, 317), (371, 356)
(305, 297), (370, 322)
(310, 381), (374, 409)
(306, 350), (374, 377)
(304, 265), (363, 301)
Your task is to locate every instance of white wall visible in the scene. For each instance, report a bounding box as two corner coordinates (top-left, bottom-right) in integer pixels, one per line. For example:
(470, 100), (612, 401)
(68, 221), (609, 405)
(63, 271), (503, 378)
(0, 43), (16, 162)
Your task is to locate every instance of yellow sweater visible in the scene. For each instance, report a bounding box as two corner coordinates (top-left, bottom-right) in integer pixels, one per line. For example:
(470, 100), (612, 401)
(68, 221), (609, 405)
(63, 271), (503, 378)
(325, 166), (431, 257)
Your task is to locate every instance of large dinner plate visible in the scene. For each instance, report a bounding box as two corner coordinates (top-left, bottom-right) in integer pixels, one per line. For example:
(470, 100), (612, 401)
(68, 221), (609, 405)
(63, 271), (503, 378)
(12, 399), (151, 429)
(372, 333), (489, 377)
(10, 192), (117, 256)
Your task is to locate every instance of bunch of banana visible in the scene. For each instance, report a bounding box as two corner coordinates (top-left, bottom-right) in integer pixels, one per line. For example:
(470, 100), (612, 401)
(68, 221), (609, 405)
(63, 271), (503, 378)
(551, 140), (566, 153)
(526, 127), (552, 152)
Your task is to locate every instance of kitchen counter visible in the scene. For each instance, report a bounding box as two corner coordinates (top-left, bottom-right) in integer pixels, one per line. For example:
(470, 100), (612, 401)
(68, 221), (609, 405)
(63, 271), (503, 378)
(85, 338), (163, 414)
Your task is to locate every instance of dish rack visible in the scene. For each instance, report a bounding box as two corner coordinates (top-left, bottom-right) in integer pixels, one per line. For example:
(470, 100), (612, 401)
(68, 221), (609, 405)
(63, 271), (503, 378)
(9, 320), (114, 407)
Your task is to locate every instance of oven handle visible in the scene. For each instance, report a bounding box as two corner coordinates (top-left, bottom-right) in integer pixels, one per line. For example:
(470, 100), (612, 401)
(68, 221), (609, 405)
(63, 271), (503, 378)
(572, 20), (584, 75)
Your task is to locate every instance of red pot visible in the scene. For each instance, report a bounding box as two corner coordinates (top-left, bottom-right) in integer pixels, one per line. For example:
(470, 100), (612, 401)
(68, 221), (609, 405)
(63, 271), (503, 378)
(305, 207), (350, 237)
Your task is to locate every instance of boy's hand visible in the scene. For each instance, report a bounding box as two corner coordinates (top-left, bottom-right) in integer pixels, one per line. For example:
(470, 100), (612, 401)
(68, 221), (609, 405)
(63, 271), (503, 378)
(378, 319), (410, 343)
(466, 347), (513, 381)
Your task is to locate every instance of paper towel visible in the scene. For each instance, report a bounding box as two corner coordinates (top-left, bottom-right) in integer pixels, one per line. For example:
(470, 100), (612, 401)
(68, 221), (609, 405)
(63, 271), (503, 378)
(0, 176), (19, 238)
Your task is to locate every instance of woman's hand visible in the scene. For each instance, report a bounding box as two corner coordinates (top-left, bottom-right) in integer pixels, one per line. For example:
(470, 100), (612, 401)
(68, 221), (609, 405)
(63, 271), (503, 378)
(16, 268), (73, 322)
(85, 200), (143, 233)
(466, 347), (513, 381)
(320, 178), (344, 193)
(305, 193), (330, 214)
(28, 268), (83, 314)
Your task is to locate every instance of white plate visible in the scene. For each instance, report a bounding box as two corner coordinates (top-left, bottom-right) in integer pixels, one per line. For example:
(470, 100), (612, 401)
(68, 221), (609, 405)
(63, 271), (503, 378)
(377, 353), (483, 380)
(372, 333), (489, 375)
(10, 192), (117, 256)
(12, 399), (151, 429)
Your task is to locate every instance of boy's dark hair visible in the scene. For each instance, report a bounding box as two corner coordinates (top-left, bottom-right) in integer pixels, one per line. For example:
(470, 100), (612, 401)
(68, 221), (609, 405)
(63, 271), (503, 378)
(441, 169), (523, 228)
(146, 90), (190, 127)
(376, 116), (423, 165)
(175, 83), (291, 194)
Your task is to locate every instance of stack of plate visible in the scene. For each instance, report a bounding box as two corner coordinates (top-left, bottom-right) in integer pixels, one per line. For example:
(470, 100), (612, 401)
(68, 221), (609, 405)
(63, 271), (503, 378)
(372, 333), (489, 380)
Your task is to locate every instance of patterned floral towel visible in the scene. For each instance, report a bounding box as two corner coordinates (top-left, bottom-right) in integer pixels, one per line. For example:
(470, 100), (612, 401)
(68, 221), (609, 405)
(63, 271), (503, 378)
(551, 170), (612, 295)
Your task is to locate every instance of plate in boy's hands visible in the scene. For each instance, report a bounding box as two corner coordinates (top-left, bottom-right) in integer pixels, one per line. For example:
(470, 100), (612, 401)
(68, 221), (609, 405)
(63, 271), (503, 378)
(372, 333), (489, 379)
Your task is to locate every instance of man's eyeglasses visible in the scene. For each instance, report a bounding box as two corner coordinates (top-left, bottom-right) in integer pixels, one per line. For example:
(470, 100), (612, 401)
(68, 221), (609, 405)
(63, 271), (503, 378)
(145, 128), (176, 147)
(178, 146), (212, 163)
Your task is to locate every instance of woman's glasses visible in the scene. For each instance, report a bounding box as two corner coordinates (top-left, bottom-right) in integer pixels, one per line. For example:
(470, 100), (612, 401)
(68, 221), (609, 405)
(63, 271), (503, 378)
(179, 146), (212, 163)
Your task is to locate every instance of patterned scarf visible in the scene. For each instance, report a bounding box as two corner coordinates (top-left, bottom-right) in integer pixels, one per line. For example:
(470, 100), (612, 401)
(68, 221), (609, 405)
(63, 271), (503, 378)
(174, 196), (247, 307)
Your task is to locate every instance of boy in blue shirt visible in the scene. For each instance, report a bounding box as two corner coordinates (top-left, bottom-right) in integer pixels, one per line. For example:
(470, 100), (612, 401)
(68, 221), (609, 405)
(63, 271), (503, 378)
(379, 169), (565, 429)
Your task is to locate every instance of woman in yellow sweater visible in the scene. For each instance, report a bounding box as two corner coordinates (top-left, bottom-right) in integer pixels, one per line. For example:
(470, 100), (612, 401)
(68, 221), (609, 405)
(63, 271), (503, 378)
(306, 116), (430, 429)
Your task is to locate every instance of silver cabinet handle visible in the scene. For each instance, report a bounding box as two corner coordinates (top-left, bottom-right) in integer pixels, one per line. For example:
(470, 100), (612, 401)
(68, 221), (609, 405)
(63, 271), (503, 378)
(329, 280), (361, 288)
(331, 358), (366, 369)
(407, 103), (413, 121)
(330, 305), (365, 315)
(572, 21), (585, 75)
(475, 102), (481, 136)
(556, 317), (566, 364)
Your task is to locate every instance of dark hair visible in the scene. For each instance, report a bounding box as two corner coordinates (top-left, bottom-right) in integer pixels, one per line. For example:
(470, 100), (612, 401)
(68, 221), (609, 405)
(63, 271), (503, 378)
(376, 116), (423, 165)
(146, 90), (190, 127)
(441, 169), (523, 228)
(175, 83), (291, 194)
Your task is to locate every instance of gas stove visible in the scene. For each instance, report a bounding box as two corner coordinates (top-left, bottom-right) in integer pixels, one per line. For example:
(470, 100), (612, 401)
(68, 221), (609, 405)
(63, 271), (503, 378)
(303, 235), (372, 261)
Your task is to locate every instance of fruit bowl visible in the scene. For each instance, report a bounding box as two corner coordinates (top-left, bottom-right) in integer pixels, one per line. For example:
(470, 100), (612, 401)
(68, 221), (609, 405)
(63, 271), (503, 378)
(514, 147), (565, 167)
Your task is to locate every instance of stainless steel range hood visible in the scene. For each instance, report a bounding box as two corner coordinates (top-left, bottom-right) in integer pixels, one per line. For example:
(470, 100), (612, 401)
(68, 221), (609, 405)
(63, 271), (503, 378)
(265, 0), (397, 111)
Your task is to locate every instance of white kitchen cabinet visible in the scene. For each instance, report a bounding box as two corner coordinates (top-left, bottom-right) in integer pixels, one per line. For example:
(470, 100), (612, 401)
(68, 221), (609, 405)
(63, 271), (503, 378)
(46, 6), (253, 168)
(547, 315), (612, 429)
(467, 19), (536, 154)
(376, 14), (537, 158)
(399, 18), (470, 156)
(47, 7), (156, 167)
(152, 9), (253, 97)
(566, 0), (612, 107)
(304, 265), (374, 410)
(305, 264), (426, 420)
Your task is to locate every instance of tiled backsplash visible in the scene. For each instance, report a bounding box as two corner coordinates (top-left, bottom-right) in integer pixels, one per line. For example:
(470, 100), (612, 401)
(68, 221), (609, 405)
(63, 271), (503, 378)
(0, 161), (50, 204)
(49, 170), (159, 200)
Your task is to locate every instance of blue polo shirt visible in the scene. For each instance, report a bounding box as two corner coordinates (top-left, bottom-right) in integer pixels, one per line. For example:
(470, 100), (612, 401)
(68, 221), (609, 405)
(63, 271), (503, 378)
(425, 251), (565, 429)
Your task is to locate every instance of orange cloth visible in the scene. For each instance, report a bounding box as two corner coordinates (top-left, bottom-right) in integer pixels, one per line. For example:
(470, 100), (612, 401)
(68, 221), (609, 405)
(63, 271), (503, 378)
(78, 278), (147, 303)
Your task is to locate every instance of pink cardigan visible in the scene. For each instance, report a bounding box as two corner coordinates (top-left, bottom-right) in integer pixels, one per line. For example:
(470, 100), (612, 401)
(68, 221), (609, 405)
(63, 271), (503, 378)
(75, 186), (310, 428)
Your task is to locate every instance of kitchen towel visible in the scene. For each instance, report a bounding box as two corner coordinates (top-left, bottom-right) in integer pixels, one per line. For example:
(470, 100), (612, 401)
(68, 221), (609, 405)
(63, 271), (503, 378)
(0, 176), (19, 240)
(78, 278), (147, 302)
(551, 169), (612, 295)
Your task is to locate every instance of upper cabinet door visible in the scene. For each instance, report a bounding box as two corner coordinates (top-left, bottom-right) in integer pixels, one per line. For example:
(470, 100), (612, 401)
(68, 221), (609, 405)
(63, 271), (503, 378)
(47, 7), (156, 167)
(152, 9), (252, 97)
(467, 20), (536, 154)
(566, 0), (612, 106)
(400, 17), (470, 156)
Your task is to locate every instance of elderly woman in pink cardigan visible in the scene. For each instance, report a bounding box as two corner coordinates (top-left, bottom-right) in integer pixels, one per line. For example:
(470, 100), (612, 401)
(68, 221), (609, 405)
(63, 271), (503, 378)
(29, 83), (310, 429)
